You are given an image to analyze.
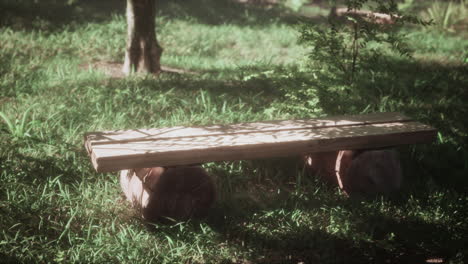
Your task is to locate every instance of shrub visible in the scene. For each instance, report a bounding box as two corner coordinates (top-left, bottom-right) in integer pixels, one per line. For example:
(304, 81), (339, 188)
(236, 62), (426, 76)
(298, 0), (430, 85)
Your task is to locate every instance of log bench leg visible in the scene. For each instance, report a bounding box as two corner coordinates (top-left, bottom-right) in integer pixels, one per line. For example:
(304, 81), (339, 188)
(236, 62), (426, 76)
(120, 165), (216, 223)
(305, 148), (402, 196)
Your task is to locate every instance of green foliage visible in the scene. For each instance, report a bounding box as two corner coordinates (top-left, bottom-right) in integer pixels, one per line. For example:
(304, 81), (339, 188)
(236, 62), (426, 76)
(299, 0), (429, 84)
(422, 0), (467, 32)
(0, 104), (38, 140)
(0, 0), (467, 263)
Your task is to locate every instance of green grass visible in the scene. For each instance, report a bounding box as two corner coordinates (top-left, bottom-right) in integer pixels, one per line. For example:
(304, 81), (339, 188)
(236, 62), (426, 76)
(1, 0), (468, 263)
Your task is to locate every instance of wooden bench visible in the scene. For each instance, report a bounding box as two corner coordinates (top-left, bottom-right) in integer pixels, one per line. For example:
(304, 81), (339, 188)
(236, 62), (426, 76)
(84, 112), (437, 173)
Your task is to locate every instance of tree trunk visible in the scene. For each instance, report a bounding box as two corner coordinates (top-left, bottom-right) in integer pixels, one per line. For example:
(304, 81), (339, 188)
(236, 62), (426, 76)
(123, 0), (163, 75)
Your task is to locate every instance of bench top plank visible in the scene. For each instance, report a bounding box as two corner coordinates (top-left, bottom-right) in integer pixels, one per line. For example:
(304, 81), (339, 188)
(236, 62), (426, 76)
(85, 112), (411, 145)
(84, 112), (436, 172)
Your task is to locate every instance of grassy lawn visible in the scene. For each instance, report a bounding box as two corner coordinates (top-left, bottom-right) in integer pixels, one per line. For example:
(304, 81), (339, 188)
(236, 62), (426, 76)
(1, 0), (467, 263)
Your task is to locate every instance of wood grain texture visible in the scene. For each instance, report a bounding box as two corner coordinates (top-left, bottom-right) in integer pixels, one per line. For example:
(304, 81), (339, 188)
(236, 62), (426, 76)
(85, 112), (411, 145)
(84, 112), (437, 172)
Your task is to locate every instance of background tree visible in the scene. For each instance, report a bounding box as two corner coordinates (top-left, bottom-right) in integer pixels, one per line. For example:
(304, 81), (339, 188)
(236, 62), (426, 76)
(123, 0), (163, 75)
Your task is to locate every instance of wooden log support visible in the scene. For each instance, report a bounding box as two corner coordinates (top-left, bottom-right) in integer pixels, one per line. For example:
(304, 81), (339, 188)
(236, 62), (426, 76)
(84, 112), (437, 173)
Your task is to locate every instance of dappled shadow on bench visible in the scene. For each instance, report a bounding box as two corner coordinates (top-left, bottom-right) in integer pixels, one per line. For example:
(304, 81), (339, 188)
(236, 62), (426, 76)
(86, 114), (432, 173)
(87, 112), (412, 143)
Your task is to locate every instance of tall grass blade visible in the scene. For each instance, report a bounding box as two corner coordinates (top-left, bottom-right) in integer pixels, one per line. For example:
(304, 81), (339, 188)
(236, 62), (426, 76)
(0, 111), (15, 135)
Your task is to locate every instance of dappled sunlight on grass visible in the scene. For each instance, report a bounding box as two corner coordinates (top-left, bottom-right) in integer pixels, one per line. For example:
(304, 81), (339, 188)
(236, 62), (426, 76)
(1, 0), (467, 263)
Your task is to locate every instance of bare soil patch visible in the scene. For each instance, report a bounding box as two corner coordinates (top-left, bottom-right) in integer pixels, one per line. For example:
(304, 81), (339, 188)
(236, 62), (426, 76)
(81, 61), (198, 79)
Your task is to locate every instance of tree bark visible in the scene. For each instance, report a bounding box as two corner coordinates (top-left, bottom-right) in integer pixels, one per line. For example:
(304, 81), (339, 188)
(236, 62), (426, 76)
(123, 0), (163, 75)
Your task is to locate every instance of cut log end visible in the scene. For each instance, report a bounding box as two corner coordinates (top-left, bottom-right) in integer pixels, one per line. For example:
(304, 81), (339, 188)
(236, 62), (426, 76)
(120, 166), (216, 223)
(306, 149), (402, 196)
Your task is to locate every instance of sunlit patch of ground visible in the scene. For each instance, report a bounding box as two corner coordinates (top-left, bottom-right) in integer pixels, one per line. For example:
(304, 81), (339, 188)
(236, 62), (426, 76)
(81, 61), (199, 79)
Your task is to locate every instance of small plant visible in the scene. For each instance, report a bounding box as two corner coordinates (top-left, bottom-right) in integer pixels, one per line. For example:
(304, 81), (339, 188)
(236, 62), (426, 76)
(423, 0), (467, 32)
(0, 105), (37, 140)
(298, 0), (430, 84)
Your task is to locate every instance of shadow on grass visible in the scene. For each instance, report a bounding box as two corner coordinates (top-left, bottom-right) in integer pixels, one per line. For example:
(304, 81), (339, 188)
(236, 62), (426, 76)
(0, 52), (48, 98)
(304, 55), (468, 193)
(0, 253), (21, 264)
(203, 174), (466, 263)
(0, 0), (314, 33)
(348, 214), (466, 263)
(132, 53), (468, 263)
(0, 0), (125, 31)
(142, 171), (466, 263)
(158, 0), (308, 26)
(0, 137), (94, 186)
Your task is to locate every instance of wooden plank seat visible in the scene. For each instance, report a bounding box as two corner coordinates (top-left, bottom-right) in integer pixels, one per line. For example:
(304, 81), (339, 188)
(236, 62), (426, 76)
(84, 112), (437, 173)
